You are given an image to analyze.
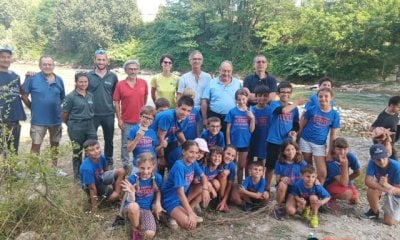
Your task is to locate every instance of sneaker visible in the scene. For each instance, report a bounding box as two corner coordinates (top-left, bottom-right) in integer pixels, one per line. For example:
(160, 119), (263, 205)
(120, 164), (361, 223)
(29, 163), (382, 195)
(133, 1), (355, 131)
(56, 168), (68, 177)
(194, 204), (202, 215)
(359, 209), (379, 220)
(132, 230), (142, 240)
(273, 206), (285, 221)
(310, 215), (319, 228)
(112, 215), (125, 228)
(302, 206), (311, 220)
(168, 218), (179, 230)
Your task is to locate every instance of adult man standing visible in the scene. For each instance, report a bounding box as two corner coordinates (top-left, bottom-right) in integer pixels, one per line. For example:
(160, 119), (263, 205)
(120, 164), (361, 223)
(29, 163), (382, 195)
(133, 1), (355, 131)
(0, 47), (26, 155)
(177, 50), (211, 107)
(201, 60), (242, 134)
(243, 55), (278, 105)
(87, 49), (118, 168)
(22, 55), (66, 175)
(113, 60), (148, 169)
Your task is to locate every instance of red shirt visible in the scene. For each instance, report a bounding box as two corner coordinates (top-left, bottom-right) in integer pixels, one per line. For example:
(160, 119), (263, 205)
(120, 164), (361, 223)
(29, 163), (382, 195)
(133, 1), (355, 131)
(113, 78), (148, 123)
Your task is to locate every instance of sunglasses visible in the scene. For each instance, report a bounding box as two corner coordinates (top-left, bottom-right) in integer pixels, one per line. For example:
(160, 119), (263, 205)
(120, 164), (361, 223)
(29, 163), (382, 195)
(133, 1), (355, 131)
(95, 49), (107, 54)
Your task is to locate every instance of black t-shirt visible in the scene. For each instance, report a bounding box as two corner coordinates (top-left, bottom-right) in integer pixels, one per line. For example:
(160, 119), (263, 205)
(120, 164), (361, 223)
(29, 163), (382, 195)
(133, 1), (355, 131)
(243, 72), (278, 105)
(371, 109), (400, 142)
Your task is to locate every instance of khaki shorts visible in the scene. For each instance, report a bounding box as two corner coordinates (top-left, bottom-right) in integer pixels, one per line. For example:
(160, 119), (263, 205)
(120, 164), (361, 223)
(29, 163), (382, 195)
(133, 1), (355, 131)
(382, 194), (400, 222)
(30, 125), (62, 145)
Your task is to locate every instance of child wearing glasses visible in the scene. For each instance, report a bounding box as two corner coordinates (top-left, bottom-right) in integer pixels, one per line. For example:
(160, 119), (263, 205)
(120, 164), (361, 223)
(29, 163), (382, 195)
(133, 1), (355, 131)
(128, 106), (166, 174)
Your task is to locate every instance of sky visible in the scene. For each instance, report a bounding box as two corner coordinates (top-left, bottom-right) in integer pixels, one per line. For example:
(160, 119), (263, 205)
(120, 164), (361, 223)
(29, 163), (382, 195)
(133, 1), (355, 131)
(137, 0), (165, 22)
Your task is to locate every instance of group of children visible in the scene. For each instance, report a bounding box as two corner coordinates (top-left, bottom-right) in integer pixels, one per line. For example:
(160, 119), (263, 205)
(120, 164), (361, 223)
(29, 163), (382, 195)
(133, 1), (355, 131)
(77, 76), (400, 239)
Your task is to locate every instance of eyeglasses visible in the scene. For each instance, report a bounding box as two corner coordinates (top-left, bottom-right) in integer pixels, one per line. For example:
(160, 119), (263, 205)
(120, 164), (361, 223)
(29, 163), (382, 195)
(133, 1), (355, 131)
(141, 115), (154, 121)
(279, 91), (291, 94)
(128, 68), (139, 71)
(256, 60), (266, 64)
(191, 58), (202, 61)
(163, 61), (172, 64)
(209, 125), (221, 128)
(95, 49), (106, 55)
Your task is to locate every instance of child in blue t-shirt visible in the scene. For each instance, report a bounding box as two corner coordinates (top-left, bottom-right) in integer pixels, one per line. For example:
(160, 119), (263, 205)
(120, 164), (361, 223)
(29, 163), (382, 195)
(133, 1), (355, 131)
(225, 89), (255, 184)
(286, 165), (331, 228)
(79, 139), (126, 212)
(266, 81), (306, 191)
(151, 96), (194, 172)
(201, 117), (225, 148)
(305, 77), (335, 111)
(230, 161), (269, 211)
(273, 139), (308, 220)
(299, 87), (340, 185)
(325, 137), (361, 206)
(161, 140), (210, 230)
(216, 144), (237, 212)
(249, 85), (270, 163)
(201, 146), (224, 200)
(360, 144), (400, 225)
(120, 152), (163, 240)
(181, 88), (202, 140)
(128, 106), (167, 173)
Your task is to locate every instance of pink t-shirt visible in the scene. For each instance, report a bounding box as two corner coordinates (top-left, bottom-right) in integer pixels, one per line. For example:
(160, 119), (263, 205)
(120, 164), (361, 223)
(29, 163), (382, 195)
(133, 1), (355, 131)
(113, 78), (148, 123)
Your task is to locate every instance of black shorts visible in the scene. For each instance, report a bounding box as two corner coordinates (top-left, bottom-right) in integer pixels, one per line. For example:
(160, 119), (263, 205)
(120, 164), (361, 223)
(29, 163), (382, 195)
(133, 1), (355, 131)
(266, 142), (280, 169)
(237, 147), (249, 153)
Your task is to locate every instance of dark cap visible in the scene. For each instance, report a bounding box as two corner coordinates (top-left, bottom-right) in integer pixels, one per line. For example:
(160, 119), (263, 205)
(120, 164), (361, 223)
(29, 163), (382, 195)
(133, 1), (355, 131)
(0, 47), (12, 54)
(369, 144), (388, 161)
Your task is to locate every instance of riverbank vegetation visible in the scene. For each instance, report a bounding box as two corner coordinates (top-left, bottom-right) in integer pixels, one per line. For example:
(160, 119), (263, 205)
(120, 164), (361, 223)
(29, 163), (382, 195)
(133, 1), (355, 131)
(0, 0), (399, 81)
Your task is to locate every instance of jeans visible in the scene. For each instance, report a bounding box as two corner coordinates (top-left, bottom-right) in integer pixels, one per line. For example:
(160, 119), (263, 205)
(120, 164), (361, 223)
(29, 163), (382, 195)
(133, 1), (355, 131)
(121, 122), (136, 167)
(93, 115), (115, 165)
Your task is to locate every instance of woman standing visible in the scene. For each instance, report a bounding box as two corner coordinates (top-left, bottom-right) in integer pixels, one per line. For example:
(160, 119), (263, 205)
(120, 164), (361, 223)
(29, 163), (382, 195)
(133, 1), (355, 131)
(62, 72), (97, 180)
(151, 54), (179, 108)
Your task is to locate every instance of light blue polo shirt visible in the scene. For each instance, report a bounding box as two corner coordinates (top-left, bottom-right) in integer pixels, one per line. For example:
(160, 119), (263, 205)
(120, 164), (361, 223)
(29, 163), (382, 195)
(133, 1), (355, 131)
(23, 72), (65, 126)
(178, 71), (212, 107)
(202, 77), (242, 115)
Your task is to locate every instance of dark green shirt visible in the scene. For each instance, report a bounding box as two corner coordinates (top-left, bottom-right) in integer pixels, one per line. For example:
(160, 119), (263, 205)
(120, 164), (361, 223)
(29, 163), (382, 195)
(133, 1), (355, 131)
(63, 90), (94, 120)
(87, 70), (118, 116)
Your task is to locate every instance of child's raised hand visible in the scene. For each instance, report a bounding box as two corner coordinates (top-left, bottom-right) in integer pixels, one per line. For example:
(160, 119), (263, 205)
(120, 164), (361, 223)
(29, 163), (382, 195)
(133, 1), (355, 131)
(247, 110), (255, 120)
(121, 179), (135, 193)
(379, 174), (390, 188)
(159, 139), (168, 148)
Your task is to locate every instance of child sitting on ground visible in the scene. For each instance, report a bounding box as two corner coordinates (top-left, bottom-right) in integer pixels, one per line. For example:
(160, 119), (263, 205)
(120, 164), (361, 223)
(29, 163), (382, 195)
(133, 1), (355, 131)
(273, 139), (308, 220)
(216, 144), (238, 212)
(230, 161), (269, 211)
(79, 139), (126, 212)
(286, 165), (331, 228)
(121, 152), (163, 240)
(325, 137), (361, 207)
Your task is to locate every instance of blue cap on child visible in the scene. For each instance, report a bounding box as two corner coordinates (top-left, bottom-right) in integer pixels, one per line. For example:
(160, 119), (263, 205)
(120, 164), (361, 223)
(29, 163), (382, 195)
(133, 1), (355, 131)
(369, 144), (387, 161)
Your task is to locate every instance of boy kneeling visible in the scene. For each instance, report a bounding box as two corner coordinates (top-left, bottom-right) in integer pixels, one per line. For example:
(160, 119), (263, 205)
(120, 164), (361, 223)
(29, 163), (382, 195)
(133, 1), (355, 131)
(80, 139), (126, 212)
(231, 161), (269, 211)
(286, 165), (330, 228)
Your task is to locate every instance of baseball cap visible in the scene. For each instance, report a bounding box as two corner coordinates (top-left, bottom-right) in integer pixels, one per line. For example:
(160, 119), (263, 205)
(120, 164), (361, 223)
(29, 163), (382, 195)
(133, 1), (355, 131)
(369, 144), (387, 161)
(0, 46), (12, 54)
(194, 138), (209, 153)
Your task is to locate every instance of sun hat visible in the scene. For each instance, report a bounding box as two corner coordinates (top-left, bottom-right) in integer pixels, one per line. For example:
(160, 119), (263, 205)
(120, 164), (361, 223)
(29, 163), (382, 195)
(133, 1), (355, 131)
(194, 138), (209, 153)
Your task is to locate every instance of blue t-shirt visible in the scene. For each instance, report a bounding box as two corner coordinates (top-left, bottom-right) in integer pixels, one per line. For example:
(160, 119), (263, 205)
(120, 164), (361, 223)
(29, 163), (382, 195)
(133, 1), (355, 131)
(80, 155), (108, 186)
(225, 107), (252, 148)
(366, 159), (400, 197)
(249, 105), (269, 159)
(23, 72), (65, 125)
(202, 77), (242, 115)
(325, 152), (360, 186)
(200, 130), (225, 148)
(161, 160), (203, 212)
(290, 179), (331, 200)
(151, 109), (188, 143)
(241, 176), (267, 193)
(224, 161), (236, 181)
(274, 160), (308, 186)
(267, 100), (299, 145)
(182, 106), (202, 140)
(301, 106), (340, 145)
(127, 124), (159, 166)
(201, 165), (222, 181)
(0, 71), (26, 122)
(125, 173), (163, 210)
(305, 93), (335, 111)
